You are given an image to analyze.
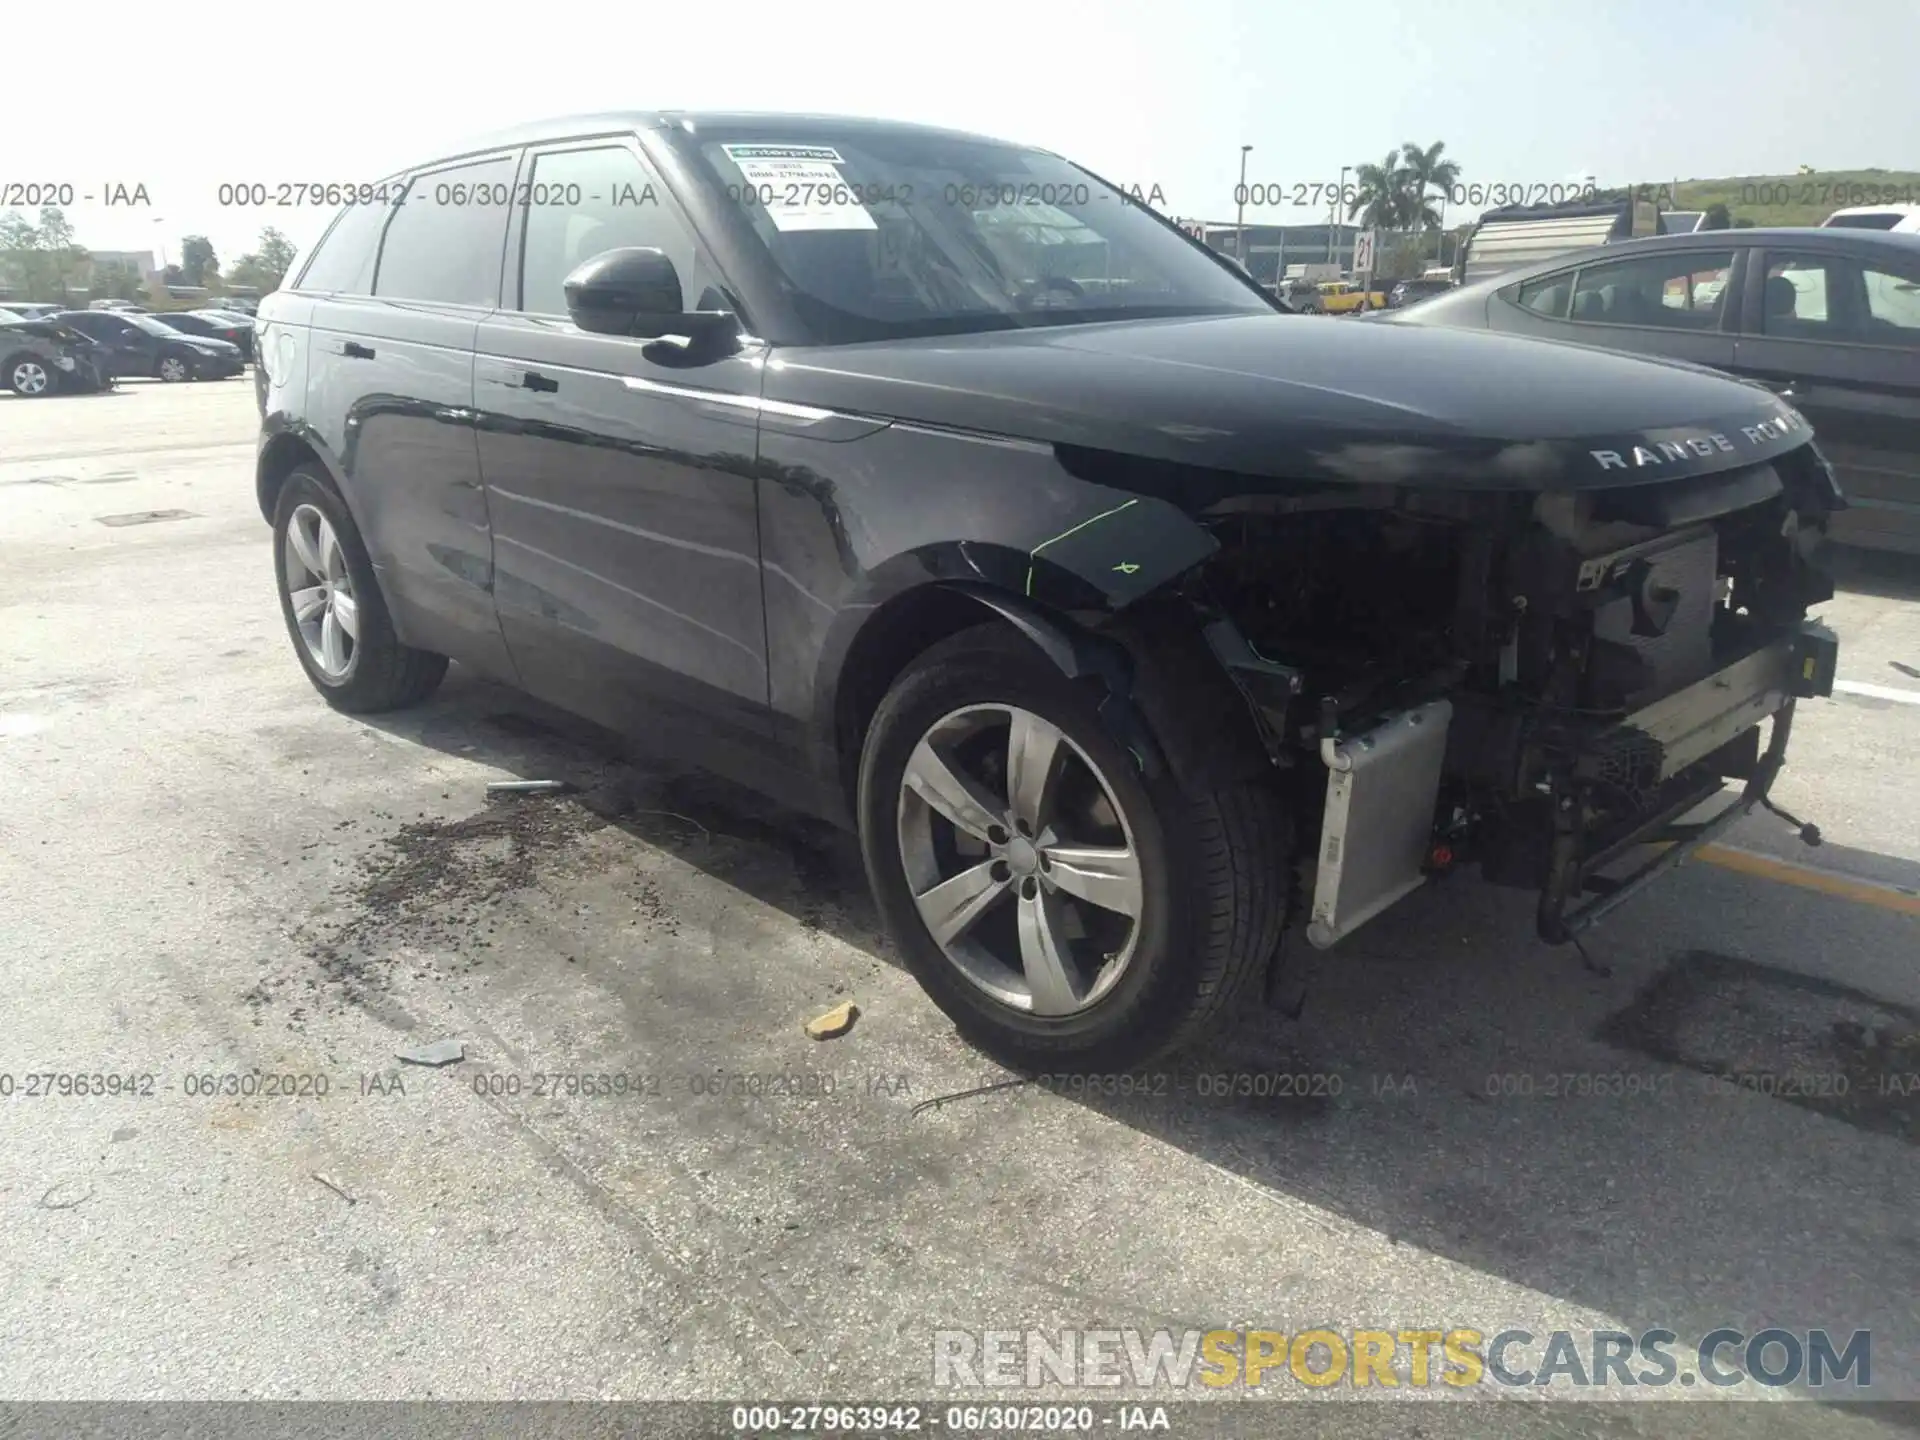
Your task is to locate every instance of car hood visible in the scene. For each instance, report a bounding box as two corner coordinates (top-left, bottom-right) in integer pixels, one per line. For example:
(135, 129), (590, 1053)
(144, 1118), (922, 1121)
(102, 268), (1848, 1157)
(763, 313), (1811, 492)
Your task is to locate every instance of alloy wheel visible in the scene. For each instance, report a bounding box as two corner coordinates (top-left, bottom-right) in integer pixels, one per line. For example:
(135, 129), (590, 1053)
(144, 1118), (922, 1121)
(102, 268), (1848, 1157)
(12, 361), (49, 395)
(284, 503), (359, 678)
(159, 356), (188, 382)
(896, 704), (1145, 1017)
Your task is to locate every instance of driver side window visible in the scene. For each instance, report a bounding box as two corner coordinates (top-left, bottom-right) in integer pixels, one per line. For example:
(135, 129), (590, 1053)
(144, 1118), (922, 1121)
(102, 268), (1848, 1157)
(517, 145), (730, 319)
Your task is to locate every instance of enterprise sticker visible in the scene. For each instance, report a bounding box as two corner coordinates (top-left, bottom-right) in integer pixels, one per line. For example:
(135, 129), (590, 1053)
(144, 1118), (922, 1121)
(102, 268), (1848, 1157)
(722, 143), (876, 233)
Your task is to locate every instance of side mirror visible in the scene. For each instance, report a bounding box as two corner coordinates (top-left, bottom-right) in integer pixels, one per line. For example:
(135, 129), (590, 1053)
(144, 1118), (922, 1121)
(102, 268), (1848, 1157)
(563, 247), (738, 346)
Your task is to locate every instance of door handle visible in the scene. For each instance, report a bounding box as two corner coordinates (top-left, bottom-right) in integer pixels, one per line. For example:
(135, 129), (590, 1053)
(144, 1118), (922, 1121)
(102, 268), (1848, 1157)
(343, 341), (375, 360)
(521, 370), (558, 393)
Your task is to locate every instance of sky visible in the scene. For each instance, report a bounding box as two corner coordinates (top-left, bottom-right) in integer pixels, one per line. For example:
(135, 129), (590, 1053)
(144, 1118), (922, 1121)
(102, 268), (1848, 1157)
(6, 0), (1915, 272)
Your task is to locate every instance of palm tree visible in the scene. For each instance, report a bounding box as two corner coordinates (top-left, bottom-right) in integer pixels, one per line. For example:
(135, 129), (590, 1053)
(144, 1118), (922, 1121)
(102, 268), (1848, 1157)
(1347, 150), (1410, 231)
(1398, 141), (1460, 231)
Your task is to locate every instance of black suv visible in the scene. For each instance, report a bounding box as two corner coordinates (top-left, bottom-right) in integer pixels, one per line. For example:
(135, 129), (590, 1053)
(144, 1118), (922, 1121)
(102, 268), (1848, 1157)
(255, 112), (1841, 1070)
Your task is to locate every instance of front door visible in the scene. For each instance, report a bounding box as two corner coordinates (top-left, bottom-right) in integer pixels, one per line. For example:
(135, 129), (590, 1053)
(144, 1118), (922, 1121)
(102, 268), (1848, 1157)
(1731, 246), (1920, 553)
(472, 136), (777, 782)
(77, 313), (159, 375)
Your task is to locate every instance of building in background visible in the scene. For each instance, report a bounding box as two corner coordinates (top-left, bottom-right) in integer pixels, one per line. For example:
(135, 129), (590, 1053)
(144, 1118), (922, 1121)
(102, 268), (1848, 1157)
(84, 249), (163, 283)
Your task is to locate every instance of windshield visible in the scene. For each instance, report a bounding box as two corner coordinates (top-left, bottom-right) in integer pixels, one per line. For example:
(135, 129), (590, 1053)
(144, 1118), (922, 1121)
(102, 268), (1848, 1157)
(677, 124), (1273, 342)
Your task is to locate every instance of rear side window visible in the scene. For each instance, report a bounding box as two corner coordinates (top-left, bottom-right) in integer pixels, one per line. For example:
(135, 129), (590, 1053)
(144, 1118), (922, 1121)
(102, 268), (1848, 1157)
(1567, 251), (1733, 328)
(295, 199), (392, 295)
(1513, 273), (1571, 318)
(375, 155), (517, 307)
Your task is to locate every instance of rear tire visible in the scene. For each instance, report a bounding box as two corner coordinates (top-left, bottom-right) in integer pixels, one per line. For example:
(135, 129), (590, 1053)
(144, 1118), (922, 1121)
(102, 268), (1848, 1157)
(272, 466), (448, 713)
(858, 624), (1290, 1072)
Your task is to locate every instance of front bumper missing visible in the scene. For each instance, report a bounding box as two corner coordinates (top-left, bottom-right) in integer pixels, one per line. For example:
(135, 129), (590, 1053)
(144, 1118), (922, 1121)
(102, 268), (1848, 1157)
(1539, 623), (1833, 941)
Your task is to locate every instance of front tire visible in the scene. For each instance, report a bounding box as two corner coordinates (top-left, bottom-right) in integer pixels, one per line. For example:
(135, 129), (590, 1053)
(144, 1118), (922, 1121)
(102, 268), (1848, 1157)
(272, 467), (448, 712)
(858, 625), (1290, 1072)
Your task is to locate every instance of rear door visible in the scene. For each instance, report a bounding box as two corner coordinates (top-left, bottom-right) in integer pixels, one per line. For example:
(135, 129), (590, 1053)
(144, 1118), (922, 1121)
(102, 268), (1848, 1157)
(472, 133), (777, 774)
(1731, 245), (1920, 552)
(301, 155), (520, 677)
(1492, 245), (1740, 370)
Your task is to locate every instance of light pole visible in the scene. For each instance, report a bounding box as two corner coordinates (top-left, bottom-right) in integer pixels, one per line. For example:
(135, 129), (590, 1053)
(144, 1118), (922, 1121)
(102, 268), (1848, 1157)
(1327, 164), (1351, 263)
(150, 217), (169, 301)
(1236, 144), (1253, 264)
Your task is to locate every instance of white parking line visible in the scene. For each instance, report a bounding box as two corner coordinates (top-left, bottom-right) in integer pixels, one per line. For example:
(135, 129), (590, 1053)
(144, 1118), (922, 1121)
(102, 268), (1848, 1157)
(1833, 679), (1920, 706)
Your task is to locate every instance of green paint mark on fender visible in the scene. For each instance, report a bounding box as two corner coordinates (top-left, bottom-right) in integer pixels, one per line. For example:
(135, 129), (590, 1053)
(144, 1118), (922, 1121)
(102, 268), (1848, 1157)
(1024, 498), (1142, 597)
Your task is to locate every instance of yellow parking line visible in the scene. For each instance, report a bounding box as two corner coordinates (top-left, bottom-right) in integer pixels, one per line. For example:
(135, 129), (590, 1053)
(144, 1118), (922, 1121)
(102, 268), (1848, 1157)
(1695, 844), (1920, 917)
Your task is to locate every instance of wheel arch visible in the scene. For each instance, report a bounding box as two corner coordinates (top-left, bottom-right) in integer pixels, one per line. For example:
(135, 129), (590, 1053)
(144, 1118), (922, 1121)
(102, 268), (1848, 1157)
(827, 577), (1273, 818)
(256, 424), (355, 528)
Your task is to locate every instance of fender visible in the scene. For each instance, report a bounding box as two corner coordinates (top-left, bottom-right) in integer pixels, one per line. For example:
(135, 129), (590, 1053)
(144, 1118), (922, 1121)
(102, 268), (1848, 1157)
(256, 415), (361, 528)
(941, 582), (1170, 783)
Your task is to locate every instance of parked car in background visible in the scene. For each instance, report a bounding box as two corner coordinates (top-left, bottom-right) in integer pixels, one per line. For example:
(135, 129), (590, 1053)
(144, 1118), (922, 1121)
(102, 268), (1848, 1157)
(209, 296), (260, 315)
(1387, 276), (1454, 309)
(1317, 279), (1388, 313)
(253, 110), (1841, 1069)
(1822, 204), (1920, 234)
(54, 308), (245, 381)
(0, 307), (24, 323)
(154, 309), (255, 360)
(88, 298), (150, 312)
(1392, 227), (1920, 554)
(1, 315), (117, 395)
(1270, 277), (1323, 313)
(7, 303), (68, 320)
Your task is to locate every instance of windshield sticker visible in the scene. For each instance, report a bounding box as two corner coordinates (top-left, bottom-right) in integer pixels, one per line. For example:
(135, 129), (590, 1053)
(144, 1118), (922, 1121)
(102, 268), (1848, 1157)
(723, 144), (876, 233)
(722, 144), (846, 164)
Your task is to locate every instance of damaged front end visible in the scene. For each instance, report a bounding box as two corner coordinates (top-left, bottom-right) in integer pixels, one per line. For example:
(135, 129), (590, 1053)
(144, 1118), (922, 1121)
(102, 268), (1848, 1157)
(1143, 434), (1845, 949)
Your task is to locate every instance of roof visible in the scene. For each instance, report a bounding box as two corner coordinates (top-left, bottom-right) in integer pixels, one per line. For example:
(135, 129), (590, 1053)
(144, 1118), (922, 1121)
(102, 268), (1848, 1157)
(424, 111), (1039, 169)
(1595, 226), (1920, 253)
(1825, 203), (1920, 217)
